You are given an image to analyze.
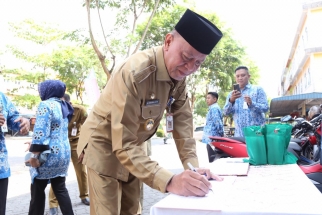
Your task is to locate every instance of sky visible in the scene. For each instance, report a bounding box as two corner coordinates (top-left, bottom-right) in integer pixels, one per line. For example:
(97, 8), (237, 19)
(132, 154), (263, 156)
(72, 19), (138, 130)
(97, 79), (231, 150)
(0, 0), (304, 98)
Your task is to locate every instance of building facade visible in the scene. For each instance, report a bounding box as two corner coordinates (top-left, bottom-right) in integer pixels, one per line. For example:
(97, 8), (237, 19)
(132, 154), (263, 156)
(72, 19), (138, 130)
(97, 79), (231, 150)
(280, 1), (322, 97)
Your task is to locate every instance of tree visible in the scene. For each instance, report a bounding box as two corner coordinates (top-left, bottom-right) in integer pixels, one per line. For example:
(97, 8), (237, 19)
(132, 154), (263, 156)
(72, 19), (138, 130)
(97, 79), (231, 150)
(51, 45), (102, 103)
(5, 20), (104, 106)
(84, 0), (174, 80)
(0, 69), (41, 109)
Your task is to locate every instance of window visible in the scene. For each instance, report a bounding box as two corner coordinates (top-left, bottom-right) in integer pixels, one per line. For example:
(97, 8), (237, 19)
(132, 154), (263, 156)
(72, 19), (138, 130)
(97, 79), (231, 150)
(307, 68), (311, 86)
(194, 126), (204, 132)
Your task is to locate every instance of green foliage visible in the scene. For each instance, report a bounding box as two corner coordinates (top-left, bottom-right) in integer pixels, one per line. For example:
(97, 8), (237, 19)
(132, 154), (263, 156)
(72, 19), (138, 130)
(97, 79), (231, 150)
(51, 44), (102, 103)
(12, 94), (41, 110)
(193, 95), (207, 117)
(136, 5), (184, 49)
(2, 69), (47, 84)
(156, 129), (165, 137)
(5, 20), (105, 105)
(87, 0), (175, 63)
(8, 19), (65, 45)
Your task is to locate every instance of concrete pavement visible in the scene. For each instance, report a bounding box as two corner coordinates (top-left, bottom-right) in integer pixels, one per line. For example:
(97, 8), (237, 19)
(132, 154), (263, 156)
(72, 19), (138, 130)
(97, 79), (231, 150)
(5, 136), (209, 215)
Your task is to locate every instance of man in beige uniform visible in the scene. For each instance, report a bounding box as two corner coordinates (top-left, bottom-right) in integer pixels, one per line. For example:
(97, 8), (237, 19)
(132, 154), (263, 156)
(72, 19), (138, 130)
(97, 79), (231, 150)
(77, 9), (223, 215)
(49, 94), (90, 215)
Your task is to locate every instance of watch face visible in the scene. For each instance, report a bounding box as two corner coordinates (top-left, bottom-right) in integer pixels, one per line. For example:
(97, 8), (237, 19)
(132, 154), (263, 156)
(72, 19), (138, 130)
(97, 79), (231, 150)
(30, 153), (39, 159)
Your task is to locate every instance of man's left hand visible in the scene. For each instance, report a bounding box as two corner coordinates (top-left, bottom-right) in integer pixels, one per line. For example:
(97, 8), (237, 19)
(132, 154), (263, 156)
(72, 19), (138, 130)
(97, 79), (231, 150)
(15, 117), (30, 135)
(196, 167), (224, 181)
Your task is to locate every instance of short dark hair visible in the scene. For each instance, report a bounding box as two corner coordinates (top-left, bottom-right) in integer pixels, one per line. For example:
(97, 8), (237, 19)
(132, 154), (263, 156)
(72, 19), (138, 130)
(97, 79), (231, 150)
(63, 93), (70, 103)
(208, 92), (218, 100)
(235, 66), (249, 73)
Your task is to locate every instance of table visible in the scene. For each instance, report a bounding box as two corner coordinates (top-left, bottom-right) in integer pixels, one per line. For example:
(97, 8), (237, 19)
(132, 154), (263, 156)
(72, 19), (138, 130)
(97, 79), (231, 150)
(150, 164), (322, 215)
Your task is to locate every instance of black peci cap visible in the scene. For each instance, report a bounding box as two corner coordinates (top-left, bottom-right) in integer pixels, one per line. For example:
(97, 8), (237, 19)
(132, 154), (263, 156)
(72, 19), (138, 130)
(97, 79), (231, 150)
(175, 9), (223, 55)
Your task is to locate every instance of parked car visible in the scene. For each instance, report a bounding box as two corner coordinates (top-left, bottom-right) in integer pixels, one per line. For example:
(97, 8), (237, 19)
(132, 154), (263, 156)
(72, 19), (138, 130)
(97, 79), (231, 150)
(163, 126), (204, 144)
(193, 126), (204, 141)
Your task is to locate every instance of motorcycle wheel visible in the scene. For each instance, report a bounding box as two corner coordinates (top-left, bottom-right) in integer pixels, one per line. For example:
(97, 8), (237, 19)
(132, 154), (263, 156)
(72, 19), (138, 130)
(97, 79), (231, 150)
(303, 144), (314, 161)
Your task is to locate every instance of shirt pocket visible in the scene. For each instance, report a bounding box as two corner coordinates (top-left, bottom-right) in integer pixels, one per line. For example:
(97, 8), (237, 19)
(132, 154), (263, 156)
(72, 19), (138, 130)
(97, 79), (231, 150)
(141, 105), (161, 119)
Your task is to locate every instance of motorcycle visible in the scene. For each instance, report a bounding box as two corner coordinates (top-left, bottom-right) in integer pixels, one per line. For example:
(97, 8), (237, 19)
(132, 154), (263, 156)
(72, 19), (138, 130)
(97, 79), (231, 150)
(207, 114), (321, 163)
(206, 114), (322, 192)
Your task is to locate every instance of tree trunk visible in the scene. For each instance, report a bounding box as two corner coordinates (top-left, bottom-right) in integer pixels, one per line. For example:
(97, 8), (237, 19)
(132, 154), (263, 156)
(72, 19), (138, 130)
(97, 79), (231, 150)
(85, 0), (111, 79)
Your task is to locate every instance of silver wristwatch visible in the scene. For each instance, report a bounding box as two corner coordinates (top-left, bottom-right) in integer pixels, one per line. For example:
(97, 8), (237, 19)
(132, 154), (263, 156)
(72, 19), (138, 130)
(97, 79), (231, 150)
(30, 153), (39, 159)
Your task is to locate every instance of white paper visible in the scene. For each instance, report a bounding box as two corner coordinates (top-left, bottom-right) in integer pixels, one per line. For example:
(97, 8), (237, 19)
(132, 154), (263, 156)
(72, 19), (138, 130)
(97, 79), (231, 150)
(208, 158), (250, 176)
(154, 176), (236, 211)
(154, 192), (222, 211)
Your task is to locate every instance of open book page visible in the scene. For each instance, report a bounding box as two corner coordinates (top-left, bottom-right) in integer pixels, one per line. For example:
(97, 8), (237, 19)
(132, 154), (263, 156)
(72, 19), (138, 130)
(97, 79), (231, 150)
(154, 176), (237, 211)
(207, 158), (250, 176)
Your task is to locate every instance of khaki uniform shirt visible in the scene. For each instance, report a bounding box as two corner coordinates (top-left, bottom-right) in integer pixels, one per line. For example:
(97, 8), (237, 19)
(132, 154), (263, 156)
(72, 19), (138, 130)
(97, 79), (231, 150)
(69, 104), (87, 150)
(77, 46), (199, 193)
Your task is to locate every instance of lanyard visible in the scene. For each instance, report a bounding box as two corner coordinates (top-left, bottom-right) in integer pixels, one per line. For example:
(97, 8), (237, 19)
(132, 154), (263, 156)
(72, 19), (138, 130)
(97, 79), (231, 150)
(167, 96), (175, 113)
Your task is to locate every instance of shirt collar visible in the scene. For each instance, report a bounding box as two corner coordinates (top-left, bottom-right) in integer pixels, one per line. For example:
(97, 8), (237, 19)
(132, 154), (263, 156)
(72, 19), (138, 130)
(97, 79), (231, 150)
(244, 83), (252, 90)
(154, 46), (186, 86)
(154, 46), (171, 82)
(209, 102), (218, 108)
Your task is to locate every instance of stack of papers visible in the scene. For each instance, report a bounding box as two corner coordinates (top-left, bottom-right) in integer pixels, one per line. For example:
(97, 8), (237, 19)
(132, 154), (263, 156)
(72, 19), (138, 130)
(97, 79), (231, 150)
(208, 158), (250, 176)
(154, 176), (237, 211)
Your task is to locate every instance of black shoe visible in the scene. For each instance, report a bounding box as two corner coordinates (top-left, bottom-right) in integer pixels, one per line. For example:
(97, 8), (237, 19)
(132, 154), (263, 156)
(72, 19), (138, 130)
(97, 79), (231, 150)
(81, 198), (90, 206)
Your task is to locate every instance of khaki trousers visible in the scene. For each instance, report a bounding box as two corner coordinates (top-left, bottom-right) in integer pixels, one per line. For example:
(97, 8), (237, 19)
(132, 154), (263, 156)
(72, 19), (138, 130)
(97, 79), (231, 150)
(87, 167), (141, 215)
(49, 149), (89, 208)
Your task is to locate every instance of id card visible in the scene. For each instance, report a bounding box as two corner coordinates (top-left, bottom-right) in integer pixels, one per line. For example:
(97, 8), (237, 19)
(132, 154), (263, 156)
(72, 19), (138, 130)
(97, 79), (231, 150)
(243, 101), (248, 109)
(166, 114), (173, 132)
(1, 122), (8, 133)
(71, 128), (77, 136)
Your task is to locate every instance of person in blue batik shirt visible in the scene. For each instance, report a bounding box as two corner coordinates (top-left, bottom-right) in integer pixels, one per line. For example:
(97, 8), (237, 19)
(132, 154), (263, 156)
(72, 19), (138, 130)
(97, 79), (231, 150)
(202, 92), (224, 144)
(25, 80), (74, 215)
(0, 92), (30, 215)
(223, 66), (269, 137)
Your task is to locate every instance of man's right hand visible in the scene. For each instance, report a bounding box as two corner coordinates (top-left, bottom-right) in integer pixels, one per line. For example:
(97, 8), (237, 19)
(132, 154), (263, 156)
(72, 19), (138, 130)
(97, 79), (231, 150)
(229, 90), (242, 103)
(0, 113), (5, 126)
(78, 151), (85, 163)
(166, 170), (212, 197)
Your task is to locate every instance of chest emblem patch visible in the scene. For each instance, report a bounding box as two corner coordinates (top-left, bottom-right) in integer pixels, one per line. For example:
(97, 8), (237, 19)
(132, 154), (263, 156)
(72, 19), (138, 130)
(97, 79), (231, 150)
(144, 119), (154, 131)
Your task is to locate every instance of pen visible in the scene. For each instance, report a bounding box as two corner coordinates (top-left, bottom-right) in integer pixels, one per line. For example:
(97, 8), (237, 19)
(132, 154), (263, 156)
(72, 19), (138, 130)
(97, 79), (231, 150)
(187, 162), (213, 193)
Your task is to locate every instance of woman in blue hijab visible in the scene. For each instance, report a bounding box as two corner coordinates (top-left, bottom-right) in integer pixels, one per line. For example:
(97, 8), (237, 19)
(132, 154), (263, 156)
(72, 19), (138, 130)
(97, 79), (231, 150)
(27, 80), (74, 215)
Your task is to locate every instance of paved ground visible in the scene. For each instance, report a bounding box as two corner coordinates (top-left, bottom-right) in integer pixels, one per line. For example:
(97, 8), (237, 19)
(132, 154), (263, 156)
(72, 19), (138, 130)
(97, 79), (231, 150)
(5, 136), (209, 215)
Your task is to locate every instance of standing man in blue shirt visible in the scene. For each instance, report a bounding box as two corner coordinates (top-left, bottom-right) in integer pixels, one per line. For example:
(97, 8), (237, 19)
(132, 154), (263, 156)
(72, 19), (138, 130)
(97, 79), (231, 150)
(202, 92), (224, 144)
(223, 66), (269, 137)
(0, 92), (30, 215)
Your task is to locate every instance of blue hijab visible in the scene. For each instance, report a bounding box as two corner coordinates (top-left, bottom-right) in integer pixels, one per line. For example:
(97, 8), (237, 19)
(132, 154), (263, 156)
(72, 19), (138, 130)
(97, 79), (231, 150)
(38, 80), (74, 122)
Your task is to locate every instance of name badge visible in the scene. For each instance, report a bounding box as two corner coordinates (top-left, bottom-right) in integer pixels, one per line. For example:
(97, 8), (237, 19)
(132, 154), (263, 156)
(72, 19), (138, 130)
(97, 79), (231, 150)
(1, 123), (8, 133)
(166, 114), (173, 132)
(243, 101), (248, 109)
(71, 128), (77, 136)
(145, 99), (159, 106)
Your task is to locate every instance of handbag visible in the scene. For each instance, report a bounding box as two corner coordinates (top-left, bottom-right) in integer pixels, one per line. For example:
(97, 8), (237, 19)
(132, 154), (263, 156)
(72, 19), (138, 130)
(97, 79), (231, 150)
(243, 125), (267, 165)
(265, 123), (297, 165)
(25, 150), (51, 166)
